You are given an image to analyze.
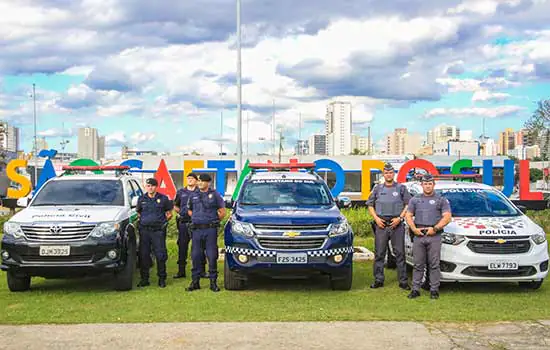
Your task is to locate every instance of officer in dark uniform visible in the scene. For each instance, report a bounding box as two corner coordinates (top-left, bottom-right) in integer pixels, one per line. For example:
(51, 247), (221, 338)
(186, 173), (226, 292)
(405, 174), (452, 299)
(366, 163), (412, 290)
(136, 178), (174, 288)
(173, 172), (201, 279)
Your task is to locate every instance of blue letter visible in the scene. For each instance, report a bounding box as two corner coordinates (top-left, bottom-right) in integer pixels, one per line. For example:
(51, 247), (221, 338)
(314, 159), (345, 197)
(502, 159), (515, 197)
(120, 159), (143, 169)
(482, 160), (493, 186)
(207, 160), (235, 196)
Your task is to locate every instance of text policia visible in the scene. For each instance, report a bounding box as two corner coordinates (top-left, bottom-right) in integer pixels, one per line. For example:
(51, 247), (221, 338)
(3, 153), (544, 201)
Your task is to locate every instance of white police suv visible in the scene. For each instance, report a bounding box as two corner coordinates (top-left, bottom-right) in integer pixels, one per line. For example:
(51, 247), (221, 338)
(400, 180), (548, 289)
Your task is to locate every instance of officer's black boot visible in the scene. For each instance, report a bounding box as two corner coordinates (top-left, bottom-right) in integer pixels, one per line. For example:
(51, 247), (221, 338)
(159, 278), (166, 288)
(186, 279), (200, 291)
(137, 273), (150, 287)
(173, 265), (186, 279)
(210, 279), (220, 292)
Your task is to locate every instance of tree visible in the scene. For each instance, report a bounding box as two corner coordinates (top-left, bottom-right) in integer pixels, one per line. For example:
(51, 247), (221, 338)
(530, 168), (543, 182)
(351, 148), (361, 155)
(524, 99), (550, 160)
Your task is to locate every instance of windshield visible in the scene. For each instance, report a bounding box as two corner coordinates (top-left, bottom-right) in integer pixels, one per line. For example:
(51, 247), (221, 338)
(240, 179), (333, 206)
(436, 188), (520, 217)
(31, 180), (125, 206)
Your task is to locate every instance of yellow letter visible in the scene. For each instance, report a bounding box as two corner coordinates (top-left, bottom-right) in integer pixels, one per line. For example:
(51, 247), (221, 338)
(361, 160), (385, 200)
(7, 159), (31, 198)
(183, 160), (204, 187)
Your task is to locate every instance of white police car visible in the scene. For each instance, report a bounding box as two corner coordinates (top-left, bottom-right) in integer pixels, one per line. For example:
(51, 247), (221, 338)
(398, 180), (548, 289)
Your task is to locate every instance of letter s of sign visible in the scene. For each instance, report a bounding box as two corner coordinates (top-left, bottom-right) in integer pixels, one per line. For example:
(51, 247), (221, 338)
(6, 159), (31, 198)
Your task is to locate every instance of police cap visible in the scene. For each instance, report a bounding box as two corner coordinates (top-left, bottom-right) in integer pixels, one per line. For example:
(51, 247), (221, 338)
(146, 178), (158, 186)
(383, 163), (394, 171)
(186, 172), (198, 180)
(421, 174), (435, 183)
(199, 173), (212, 182)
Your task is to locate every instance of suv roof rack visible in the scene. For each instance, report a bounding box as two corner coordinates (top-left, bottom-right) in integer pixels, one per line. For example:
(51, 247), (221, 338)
(248, 162), (317, 173)
(61, 165), (131, 176)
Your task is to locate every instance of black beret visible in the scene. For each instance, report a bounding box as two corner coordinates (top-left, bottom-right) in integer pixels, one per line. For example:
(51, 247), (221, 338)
(146, 178), (158, 186)
(199, 173), (212, 182)
(187, 172), (198, 180)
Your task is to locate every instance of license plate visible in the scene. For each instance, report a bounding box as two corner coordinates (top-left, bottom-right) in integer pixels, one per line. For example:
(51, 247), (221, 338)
(488, 261), (518, 270)
(276, 253), (307, 264)
(39, 246), (70, 256)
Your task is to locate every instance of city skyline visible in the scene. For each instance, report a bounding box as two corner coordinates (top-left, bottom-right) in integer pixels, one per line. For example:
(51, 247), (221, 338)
(1, 1), (549, 158)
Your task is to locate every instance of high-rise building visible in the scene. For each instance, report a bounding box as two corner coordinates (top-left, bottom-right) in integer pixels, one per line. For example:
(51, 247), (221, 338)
(427, 124), (460, 144)
(98, 136), (106, 160)
(78, 127), (102, 160)
(351, 134), (371, 154)
(386, 128), (407, 155)
(0, 122), (19, 153)
(295, 140), (309, 156)
(482, 138), (498, 156)
(325, 101), (352, 156)
(308, 134), (326, 155)
(498, 128), (516, 156)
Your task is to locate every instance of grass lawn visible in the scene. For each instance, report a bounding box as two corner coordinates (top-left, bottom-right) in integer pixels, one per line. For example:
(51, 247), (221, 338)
(1, 237), (549, 325)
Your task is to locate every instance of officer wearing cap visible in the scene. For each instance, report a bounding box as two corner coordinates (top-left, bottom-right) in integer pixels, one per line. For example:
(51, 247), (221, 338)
(173, 172), (201, 279)
(366, 162), (412, 290)
(405, 174), (452, 299)
(186, 173), (226, 292)
(136, 178), (174, 288)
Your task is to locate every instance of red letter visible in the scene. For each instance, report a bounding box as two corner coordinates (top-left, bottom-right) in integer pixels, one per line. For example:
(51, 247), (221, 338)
(519, 160), (543, 200)
(155, 159), (177, 199)
(397, 159), (440, 183)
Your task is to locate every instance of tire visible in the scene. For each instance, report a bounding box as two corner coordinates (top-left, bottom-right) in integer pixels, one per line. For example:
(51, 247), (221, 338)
(114, 241), (136, 291)
(519, 280), (544, 290)
(386, 247), (397, 269)
(224, 259), (246, 290)
(7, 271), (31, 292)
(330, 264), (353, 291)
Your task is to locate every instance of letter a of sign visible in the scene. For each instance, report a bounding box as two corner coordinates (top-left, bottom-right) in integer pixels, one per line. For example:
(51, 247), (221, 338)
(155, 159), (177, 199)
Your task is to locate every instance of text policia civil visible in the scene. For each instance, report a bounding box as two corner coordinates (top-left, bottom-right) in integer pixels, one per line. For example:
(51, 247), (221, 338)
(4, 152), (544, 202)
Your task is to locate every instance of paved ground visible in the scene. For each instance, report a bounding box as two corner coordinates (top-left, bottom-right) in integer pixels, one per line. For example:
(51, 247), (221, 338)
(1, 321), (549, 350)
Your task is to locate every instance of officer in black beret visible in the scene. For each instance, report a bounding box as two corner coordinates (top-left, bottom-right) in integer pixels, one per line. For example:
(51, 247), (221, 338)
(136, 178), (174, 288)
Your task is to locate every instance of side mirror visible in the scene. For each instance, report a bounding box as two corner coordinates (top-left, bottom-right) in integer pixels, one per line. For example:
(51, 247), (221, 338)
(17, 197), (29, 208)
(225, 199), (235, 208)
(517, 204), (527, 214)
(337, 196), (352, 209)
(131, 196), (139, 208)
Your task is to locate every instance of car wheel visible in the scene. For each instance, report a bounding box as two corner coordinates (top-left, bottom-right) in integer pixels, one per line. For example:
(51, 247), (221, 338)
(330, 264), (353, 291)
(224, 259), (246, 290)
(114, 241), (136, 291)
(7, 271), (31, 292)
(519, 280), (544, 290)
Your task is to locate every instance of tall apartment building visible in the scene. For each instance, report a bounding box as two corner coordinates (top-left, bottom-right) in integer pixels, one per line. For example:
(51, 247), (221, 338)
(386, 128), (422, 155)
(325, 101), (352, 156)
(498, 128), (516, 156)
(352, 134), (371, 153)
(481, 138), (499, 156)
(78, 127), (105, 161)
(308, 134), (326, 155)
(427, 124), (460, 144)
(0, 122), (20, 153)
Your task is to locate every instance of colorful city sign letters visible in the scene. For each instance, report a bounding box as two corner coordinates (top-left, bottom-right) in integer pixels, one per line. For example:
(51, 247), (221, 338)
(5, 150), (544, 201)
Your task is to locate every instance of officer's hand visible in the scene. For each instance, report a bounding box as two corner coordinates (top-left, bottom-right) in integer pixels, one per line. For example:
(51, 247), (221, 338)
(412, 228), (423, 236)
(374, 217), (386, 229)
(390, 217), (401, 229)
(426, 227), (436, 236)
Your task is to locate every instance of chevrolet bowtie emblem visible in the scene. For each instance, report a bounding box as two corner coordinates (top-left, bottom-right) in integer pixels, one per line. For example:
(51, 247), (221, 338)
(283, 231), (301, 237)
(495, 239), (507, 244)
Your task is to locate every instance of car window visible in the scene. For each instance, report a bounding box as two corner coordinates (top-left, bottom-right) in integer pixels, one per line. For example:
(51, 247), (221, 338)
(31, 180), (125, 206)
(241, 179), (333, 206)
(126, 181), (136, 204)
(436, 188), (520, 217)
(130, 180), (143, 197)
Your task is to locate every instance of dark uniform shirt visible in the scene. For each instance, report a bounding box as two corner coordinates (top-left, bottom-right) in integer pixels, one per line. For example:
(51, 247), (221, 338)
(366, 183), (412, 218)
(407, 193), (451, 227)
(136, 192), (173, 226)
(174, 187), (199, 222)
(187, 189), (225, 225)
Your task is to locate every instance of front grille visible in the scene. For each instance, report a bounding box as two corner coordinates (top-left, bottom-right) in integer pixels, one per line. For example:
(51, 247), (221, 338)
(462, 266), (536, 277)
(253, 224), (329, 231)
(257, 236), (326, 250)
(19, 255), (93, 263)
(21, 225), (96, 241)
(467, 240), (531, 254)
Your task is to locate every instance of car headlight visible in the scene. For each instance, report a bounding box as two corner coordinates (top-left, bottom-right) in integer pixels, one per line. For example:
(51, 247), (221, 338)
(3, 222), (24, 239)
(532, 233), (547, 245)
(441, 232), (465, 246)
(90, 222), (120, 238)
(231, 219), (254, 238)
(329, 220), (350, 237)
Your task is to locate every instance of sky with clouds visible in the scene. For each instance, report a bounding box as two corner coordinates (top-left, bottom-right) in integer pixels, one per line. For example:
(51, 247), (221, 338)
(1, 0), (550, 157)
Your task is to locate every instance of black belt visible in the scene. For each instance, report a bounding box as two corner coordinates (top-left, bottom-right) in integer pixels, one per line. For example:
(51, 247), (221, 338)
(140, 224), (164, 230)
(415, 224), (443, 234)
(191, 223), (220, 229)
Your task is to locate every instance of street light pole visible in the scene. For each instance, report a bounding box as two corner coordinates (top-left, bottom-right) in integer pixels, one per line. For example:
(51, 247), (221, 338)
(236, 0), (243, 176)
(32, 83), (37, 187)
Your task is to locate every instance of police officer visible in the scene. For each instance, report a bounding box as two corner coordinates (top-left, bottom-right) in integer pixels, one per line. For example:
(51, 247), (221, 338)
(405, 174), (452, 299)
(173, 172), (201, 279)
(136, 178), (174, 288)
(186, 173), (226, 292)
(366, 163), (412, 290)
